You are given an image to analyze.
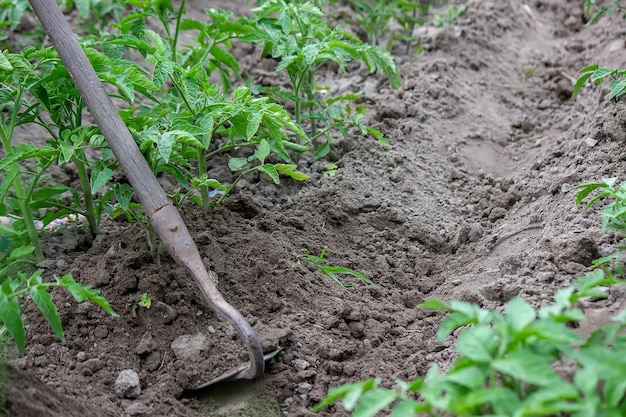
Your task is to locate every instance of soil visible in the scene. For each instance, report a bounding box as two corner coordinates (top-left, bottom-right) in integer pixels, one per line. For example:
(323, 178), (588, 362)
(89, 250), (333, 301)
(3, 0), (626, 416)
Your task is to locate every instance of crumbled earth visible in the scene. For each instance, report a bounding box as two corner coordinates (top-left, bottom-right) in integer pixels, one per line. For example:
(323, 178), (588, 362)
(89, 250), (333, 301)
(4, 0), (626, 416)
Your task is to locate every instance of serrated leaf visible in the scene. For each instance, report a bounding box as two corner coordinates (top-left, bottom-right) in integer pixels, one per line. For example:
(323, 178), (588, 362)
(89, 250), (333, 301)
(0, 52), (13, 71)
(29, 279), (65, 342)
(153, 59), (174, 89)
(492, 350), (562, 386)
(254, 139), (271, 163)
(246, 111), (262, 140)
(419, 299), (450, 310)
(274, 164), (309, 181)
(228, 157), (248, 172)
(258, 164), (280, 184)
(57, 274), (118, 317)
(505, 297), (536, 332)
(0, 285), (25, 356)
(8, 245), (35, 261)
(456, 325), (496, 363)
(352, 388), (397, 417)
(90, 165), (114, 194)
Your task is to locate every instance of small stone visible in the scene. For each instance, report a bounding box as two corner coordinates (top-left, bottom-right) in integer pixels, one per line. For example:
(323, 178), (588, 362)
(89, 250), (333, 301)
(76, 351), (87, 362)
(115, 369), (141, 399)
(171, 333), (207, 361)
(82, 358), (104, 374)
(135, 332), (154, 356)
(390, 326), (406, 337)
(126, 402), (151, 416)
(207, 326), (216, 334)
(297, 382), (312, 394)
(291, 358), (310, 371)
(561, 183), (572, 193)
(584, 137), (598, 147)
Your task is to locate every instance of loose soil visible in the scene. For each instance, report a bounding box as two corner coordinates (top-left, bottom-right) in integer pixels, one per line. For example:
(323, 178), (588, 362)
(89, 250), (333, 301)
(4, 0), (626, 416)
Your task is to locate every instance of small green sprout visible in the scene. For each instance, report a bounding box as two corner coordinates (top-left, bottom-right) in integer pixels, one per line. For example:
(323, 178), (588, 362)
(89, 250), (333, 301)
(138, 293), (152, 309)
(296, 247), (374, 288)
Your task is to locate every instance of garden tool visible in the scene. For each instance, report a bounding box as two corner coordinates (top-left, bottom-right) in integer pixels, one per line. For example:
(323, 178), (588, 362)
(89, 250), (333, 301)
(29, 0), (278, 388)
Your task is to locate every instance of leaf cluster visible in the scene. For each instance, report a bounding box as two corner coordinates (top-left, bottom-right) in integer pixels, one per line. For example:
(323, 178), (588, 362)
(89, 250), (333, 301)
(296, 247), (374, 287)
(315, 272), (626, 416)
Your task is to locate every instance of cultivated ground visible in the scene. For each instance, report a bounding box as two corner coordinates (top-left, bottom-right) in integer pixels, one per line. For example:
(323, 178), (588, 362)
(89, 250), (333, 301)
(4, 0), (626, 416)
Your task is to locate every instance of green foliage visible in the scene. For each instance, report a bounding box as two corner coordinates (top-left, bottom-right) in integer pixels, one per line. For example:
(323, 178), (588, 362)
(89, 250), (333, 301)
(0, 269), (117, 356)
(316, 175), (626, 416)
(315, 273), (626, 416)
(576, 178), (626, 233)
(573, 1), (626, 99)
(296, 247), (374, 287)
(244, 0), (400, 150)
(572, 64), (626, 100)
(433, 3), (467, 38)
(583, 0), (625, 24)
(138, 292), (152, 309)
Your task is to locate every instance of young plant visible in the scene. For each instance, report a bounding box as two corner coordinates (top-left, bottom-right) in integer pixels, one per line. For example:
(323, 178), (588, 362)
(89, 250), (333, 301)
(108, 184), (163, 266)
(296, 247), (374, 287)
(138, 292), (152, 309)
(315, 272), (626, 415)
(572, 1), (626, 99)
(0, 269), (118, 356)
(395, 0), (430, 55)
(93, 4), (311, 213)
(433, 3), (467, 39)
(244, 0), (401, 151)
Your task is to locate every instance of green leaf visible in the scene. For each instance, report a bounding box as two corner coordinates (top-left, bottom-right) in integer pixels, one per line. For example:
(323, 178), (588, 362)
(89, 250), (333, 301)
(254, 139), (271, 163)
(274, 164), (309, 181)
(7, 245), (35, 261)
(456, 325), (496, 363)
(492, 350), (562, 386)
(352, 388), (397, 417)
(437, 311), (475, 340)
(153, 59), (174, 89)
(312, 379), (377, 412)
(245, 111), (262, 140)
(57, 274), (118, 317)
(28, 273), (65, 342)
(0, 52), (13, 71)
(0, 283), (25, 356)
(418, 298), (450, 311)
(505, 297), (536, 332)
(228, 157), (248, 172)
(322, 266), (374, 285)
(258, 164), (280, 184)
(90, 165), (114, 194)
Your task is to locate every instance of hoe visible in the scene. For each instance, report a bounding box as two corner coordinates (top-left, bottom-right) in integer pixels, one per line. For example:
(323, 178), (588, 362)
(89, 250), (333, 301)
(29, 0), (279, 389)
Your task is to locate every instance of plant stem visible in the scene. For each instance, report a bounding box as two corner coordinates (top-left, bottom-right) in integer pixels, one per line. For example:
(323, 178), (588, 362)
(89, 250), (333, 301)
(12, 178), (44, 261)
(0, 88), (44, 261)
(197, 148), (210, 212)
(73, 152), (99, 235)
(171, 0), (186, 62)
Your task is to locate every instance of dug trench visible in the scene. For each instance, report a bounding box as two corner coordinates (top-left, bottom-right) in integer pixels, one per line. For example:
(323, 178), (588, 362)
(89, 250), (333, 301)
(4, 0), (626, 416)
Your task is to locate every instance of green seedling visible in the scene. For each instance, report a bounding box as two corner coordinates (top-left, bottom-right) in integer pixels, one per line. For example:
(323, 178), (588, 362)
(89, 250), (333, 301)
(433, 3), (467, 38)
(394, 0), (430, 55)
(583, 0), (625, 24)
(572, 64), (626, 100)
(573, 1), (626, 100)
(296, 247), (374, 287)
(322, 163), (338, 177)
(0, 269), (117, 356)
(108, 184), (163, 266)
(315, 271), (626, 416)
(244, 0), (400, 151)
(138, 292), (152, 309)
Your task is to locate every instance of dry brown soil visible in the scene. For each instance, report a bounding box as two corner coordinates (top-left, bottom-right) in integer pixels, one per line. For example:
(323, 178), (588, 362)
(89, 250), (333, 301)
(4, 0), (626, 416)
